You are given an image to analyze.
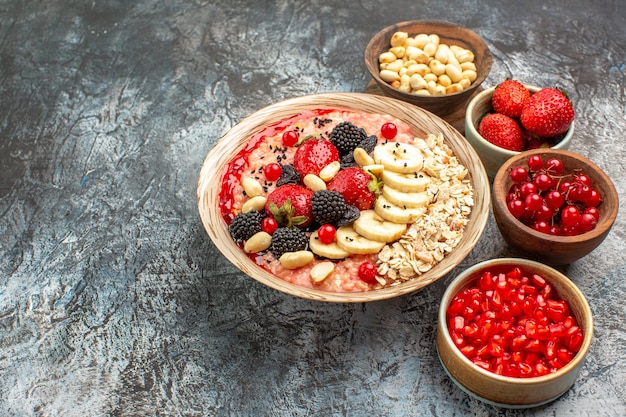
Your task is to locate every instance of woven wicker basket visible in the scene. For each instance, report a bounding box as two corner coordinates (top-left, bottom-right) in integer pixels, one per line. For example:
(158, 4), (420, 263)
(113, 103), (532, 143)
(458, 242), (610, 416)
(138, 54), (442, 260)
(197, 92), (490, 302)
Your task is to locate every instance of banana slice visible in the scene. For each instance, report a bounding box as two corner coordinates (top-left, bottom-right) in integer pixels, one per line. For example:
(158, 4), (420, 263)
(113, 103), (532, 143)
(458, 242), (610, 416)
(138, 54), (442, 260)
(382, 185), (431, 208)
(373, 142), (424, 173)
(352, 209), (407, 243)
(375, 195), (427, 224)
(336, 225), (386, 255)
(381, 170), (431, 193)
(309, 231), (350, 260)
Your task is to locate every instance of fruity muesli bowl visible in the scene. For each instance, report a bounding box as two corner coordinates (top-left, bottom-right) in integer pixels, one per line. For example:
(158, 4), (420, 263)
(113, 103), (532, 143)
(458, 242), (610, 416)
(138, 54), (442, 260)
(492, 149), (618, 265)
(437, 258), (593, 408)
(197, 93), (490, 302)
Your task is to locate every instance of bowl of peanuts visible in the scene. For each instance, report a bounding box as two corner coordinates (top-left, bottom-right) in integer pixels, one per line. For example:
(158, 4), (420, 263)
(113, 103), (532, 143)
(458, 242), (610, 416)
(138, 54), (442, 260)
(364, 20), (492, 117)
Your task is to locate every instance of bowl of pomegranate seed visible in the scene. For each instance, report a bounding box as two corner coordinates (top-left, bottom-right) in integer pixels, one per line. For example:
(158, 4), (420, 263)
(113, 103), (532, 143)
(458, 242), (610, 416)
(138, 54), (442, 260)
(464, 81), (575, 179)
(437, 258), (593, 408)
(491, 148), (618, 265)
(364, 20), (492, 117)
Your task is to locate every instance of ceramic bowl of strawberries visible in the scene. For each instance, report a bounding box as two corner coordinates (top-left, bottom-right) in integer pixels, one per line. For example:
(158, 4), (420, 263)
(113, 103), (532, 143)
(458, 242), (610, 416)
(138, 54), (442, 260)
(464, 80), (575, 179)
(491, 148), (619, 265)
(437, 257), (593, 408)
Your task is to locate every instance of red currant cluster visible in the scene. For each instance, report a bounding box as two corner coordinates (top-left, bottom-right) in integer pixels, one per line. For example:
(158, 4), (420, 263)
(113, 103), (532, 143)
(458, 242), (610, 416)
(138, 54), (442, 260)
(507, 155), (601, 236)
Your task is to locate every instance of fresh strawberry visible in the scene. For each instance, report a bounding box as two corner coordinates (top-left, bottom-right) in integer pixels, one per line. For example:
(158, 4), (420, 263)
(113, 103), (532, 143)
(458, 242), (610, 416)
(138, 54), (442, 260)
(265, 184), (313, 228)
(478, 113), (524, 151)
(327, 167), (379, 211)
(520, 88), (575, 137)
(491, 79), (530, 118)
(522, 128), (549, 150)
(293, 138), (339, 177)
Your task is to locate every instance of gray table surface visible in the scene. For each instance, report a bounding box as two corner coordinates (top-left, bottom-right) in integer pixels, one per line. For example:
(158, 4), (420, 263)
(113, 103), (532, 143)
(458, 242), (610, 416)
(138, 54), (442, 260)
(1, 0), (625, 416)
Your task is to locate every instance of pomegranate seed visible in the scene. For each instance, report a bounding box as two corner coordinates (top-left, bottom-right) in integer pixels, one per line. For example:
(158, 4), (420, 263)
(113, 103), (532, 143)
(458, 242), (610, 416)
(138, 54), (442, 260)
(450, 316), (465, 332)
(460, 345), (477, 357)
(446, 266), (583, 378)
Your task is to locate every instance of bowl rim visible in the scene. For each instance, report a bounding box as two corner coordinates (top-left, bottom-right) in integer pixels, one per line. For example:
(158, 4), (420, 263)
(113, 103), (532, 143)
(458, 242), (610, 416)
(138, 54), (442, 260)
(492, 148), (619, 243)
(197, 92), (491, 302)
(464, 84), (574, 155)
(364, 19), (493, 100)
(438, 257), (594, 383)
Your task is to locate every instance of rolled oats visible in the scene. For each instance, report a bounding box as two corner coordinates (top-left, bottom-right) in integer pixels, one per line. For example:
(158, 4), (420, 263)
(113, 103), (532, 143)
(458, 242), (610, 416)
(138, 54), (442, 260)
(376, 132), (474, 283)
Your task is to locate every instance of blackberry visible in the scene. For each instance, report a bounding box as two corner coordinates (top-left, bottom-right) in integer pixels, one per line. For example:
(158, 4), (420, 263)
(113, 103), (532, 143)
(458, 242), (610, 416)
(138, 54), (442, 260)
(276, 164), (300, 186)
(270, 227), (308, 259)
(336, 205), (361, 227)
(359, 135), (378, 154)
(228, 210), (263, 242)
(311, 190), (347, 225)
(329, 121), (367, 156)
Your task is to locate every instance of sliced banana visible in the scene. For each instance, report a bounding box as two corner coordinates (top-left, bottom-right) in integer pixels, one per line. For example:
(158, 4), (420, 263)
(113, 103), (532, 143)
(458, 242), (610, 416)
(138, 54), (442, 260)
(336, 225), (386, 255)
(381, 170), (431, 193)
(309, 231), (350, 260)
(375, 195), (427, 224)
(373, 142), (424, 173)
(352, 209), (407, 243)
(382, 185), (431, 208)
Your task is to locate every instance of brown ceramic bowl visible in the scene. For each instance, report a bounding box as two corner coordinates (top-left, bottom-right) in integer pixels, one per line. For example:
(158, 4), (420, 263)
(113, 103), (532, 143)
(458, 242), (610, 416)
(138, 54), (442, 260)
(437, 258), (593, 408)
(465, 85), (574, 179)
(492, 149), (618, 265)
(197, 92), (490, 302)
(364, 20), (492, 117)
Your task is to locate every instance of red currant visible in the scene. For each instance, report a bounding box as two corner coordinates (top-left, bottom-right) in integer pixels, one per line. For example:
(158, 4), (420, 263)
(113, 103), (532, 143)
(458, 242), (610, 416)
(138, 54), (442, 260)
(317, 224), (337, 244)
(561, 205), (581, 227)
(534, 173), (553, 191)
(525, 193), (543, 212)
(586, 189), (601, 207)
(533, 203), (554, 222)
(579, 213), (598, 233)
(264, 163), (282, 182)
(261, 217), (278, 234)
(545, 158), (564, 176)
(358, 261), (378, 283)
(532, 220), (551, 234)
(381, 122), (398, 140)
(527, 155), (544, 171)
(508, 199), (526, 219)
(583, 206), (600, 221)
(574, 173), (592, 187)
(544, 190), (565, 211)
(558, 181), (572, 194)
(282, 130), (299, 147)
(519, 182), (538, 199)
(509, 166), (529, 183)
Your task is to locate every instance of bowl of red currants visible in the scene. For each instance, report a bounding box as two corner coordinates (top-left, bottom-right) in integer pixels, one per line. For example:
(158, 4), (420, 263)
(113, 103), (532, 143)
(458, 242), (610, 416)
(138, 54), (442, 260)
(437, 258), (593, 408)
(491, 149), (618, 265)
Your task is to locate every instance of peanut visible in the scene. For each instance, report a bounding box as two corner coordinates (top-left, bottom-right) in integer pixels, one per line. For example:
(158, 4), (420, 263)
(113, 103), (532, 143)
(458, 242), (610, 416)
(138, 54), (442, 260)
(310, 261), (335, 283)
(353, 147), (375, 166)
(319, 160), (341, 181)
(303, 174), (327, 191)
(377, 31), (479, 96)
(244, 231), (272, 253)
(279, 250), (314, 269)
(242, 177), (263, 197)
(242, 195), (267, 213)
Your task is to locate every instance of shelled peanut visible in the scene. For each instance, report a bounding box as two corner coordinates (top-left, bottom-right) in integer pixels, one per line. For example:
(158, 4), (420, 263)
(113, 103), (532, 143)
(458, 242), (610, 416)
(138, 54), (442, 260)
(378, 31), (478, 96)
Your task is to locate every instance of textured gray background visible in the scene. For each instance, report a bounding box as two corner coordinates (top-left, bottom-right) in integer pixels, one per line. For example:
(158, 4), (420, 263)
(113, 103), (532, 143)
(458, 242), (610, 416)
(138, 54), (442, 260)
(1, 0), (625, 416)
